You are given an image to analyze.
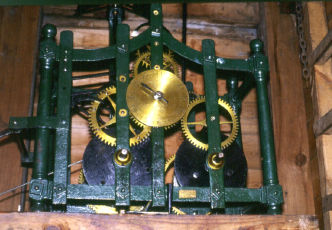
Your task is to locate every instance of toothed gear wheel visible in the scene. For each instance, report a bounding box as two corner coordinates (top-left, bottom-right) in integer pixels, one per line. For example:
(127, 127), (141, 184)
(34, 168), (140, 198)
(88, 86), (151, 146)
(133, 49), (179, 77)
(181, 97), (238, 151)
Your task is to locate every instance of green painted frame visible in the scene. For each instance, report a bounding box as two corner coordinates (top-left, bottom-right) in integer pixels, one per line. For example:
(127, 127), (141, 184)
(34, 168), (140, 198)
(9, 3), (283, 214)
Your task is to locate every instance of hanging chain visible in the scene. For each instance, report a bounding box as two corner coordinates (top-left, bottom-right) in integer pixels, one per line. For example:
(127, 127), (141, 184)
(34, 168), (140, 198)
(295, 2), (312, 88)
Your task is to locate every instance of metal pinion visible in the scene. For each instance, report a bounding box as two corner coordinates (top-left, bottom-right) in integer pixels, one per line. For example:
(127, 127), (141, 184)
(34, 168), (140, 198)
(181, 97), (239, 151)
(133, 49), (179, 78)
(88, 86), (151, 147)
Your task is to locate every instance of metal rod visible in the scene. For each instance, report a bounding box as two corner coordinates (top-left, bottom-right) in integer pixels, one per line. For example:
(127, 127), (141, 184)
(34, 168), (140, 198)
(30, 24), (57, 211)
(0, 129), (11, 139)
(250, 40), (280, 214)
(19, 167), (28, 212)
(73, 71), (109, 80)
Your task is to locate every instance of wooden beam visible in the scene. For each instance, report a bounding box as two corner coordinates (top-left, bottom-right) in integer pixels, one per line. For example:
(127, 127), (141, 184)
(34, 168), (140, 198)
(314, 109), (332, 136)
(0, 6), (41, 211)
(308, 30), (332, 67)
(0, 213), (319, 229)
(304, 2), (332, 230)
(261, 2), (318, 216)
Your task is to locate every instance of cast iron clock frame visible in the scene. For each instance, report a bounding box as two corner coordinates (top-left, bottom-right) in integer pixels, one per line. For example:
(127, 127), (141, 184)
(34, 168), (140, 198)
(9, 4), (283, 213)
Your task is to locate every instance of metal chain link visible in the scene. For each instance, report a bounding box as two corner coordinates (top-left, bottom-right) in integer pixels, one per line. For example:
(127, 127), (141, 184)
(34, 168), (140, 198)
(295, 2), (313, 88)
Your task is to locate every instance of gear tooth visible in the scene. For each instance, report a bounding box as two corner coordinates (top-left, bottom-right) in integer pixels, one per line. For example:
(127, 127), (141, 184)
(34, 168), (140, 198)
(165, 153), (176, 172)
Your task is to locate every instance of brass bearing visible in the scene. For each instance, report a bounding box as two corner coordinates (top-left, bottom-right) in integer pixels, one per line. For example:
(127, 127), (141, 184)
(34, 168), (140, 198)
(207, 152), (224, 170)
(114, 149), (132, 166)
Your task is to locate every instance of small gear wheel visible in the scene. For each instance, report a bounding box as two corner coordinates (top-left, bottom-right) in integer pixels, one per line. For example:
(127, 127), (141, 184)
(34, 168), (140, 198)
(181, 97), (238, 151)
(133, 49), (179, 77)
(88, 86), (151, 146)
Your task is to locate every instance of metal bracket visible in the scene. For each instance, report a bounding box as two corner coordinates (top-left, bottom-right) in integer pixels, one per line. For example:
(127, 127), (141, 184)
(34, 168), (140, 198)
(30, 179), (52, 201)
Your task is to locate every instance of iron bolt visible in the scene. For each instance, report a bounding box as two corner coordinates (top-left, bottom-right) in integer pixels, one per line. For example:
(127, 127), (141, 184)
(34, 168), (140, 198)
(210, 116), (215, 121)
(216, 58), (224, 64)
(34, 186), (39, 191)
(13, 120), (17, 125)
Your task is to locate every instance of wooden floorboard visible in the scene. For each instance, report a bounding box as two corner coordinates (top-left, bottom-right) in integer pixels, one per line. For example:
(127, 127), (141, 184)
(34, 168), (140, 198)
(0, 213), (319, 230)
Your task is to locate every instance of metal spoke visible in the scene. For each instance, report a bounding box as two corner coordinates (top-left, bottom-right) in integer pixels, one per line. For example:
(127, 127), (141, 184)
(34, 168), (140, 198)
(100, 117), (116, 129)
(219, 121), (233, 124)
(186, 120), (207, 127)
(106, 95), (116, 110)
(129, 125), (138, 136)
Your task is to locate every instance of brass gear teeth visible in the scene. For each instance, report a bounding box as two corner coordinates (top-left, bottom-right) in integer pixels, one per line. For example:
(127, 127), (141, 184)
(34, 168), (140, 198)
(78, 169), (85, 184)
(172, 207), (186, 215)
(181, 96), (239, 151)
(165, 153), (176, 172)
(133, 49), (180, 78)
(130, 113), (178, 130)
(88, 86), (151, 147)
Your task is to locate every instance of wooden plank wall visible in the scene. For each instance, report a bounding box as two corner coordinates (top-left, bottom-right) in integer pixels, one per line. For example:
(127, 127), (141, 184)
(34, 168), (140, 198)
(304, 2), (332, 229)
(261, 3), (319, 217)
(0, 6), (40, 211)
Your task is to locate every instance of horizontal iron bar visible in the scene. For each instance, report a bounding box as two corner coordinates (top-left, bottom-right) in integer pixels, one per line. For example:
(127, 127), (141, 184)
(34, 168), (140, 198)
(9, 117), (68, 130)
(66, 184), (265, 203)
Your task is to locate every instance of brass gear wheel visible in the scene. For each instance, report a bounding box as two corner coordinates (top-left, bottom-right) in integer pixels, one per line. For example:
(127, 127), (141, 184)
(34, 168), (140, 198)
(181, 97), (238, 151)
(133, 49), (179, 77)
(88, 86), (151, 146)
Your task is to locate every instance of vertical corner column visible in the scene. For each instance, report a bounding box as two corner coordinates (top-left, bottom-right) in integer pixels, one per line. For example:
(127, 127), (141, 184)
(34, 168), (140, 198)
(53, 30), (73, 206)
(150, 3), (166, 207)
(31, 24), (57, 211)
(114, 23), (131, 207)
(249, 39), (283, 214)
(202, 39), (225, 209)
